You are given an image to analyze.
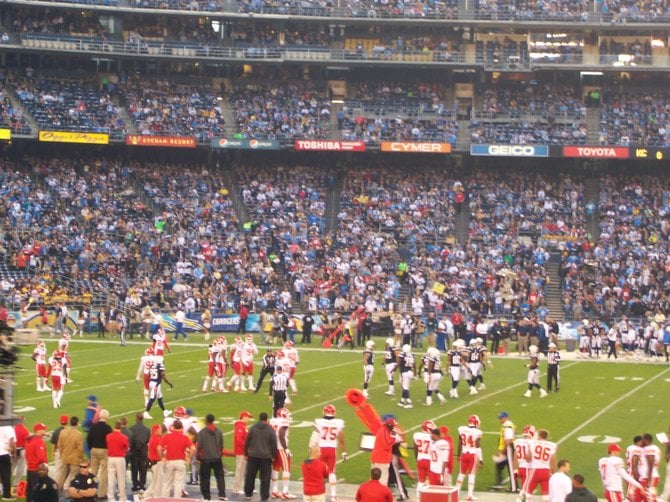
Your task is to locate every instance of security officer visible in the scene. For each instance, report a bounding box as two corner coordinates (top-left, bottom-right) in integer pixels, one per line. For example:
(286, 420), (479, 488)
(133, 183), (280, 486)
(66, 460), (98, 502)
(31, 463), (58, 502)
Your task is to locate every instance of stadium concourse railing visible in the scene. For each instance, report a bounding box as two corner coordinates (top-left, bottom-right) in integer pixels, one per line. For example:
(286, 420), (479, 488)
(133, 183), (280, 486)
(5, 0), (670, 24)
(8, 34), (668, 71)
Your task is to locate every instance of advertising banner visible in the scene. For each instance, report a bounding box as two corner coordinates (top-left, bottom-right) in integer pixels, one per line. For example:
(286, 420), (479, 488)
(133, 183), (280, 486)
(126, 135), (196, 148)
(0, 129), (11, 140)
(380, 141), (452, 153)
(211, 138), (281, 150)
(562, 146), (629, 159)
(39, 131), (109, 144)
(294, 140), (366, 151)
(470, 144), (549, 157)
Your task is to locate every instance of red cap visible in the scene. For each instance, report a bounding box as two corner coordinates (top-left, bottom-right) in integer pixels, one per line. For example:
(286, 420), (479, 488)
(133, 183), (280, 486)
(33, 423), (47, 433)
(151, 424), (162, 433)
(239, 411), (253, 419)
(439, 425), (450, 435)
(608, 444), (621, 453)
(59, 415), (69, 425)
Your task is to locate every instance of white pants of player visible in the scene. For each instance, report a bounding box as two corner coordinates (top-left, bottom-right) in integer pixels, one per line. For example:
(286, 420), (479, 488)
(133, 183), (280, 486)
(385, 363), (397, 382)
(449, 366), (460, 383)
(468, 362), (482, 379)
(527, 368), (540, 385)
(400, 371), (413, 391)
(107, 456), (127, 502)
(428, 372), (443, 392)
(363, 364), (374, 386)
(148, 381), (163, 400)
(162, 459), (186, 497)
(144, 462), (164, 498)
(234, 454), (248, 493)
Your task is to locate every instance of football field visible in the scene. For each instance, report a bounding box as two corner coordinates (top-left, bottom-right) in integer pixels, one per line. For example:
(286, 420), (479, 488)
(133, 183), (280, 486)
(13, 335), (670, 497)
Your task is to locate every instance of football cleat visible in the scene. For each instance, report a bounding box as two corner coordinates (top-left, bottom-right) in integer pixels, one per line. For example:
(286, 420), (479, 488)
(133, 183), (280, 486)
(523, 390), (532, 398)
(163, 409), (172, 418)
(143, 411), (153, 420)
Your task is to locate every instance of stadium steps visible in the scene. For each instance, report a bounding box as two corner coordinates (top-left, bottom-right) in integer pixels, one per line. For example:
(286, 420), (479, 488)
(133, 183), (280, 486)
(453, 197), (469, 243)
(330, 102), (343, 138)
(583, 176), (600, 241)
(585, 107), (600, 144)
(220, 166), (250, 228)
(456, 119), (471, 148)
(324, 170), (344, 234)
(7, 93), (39, 136)
(219, 99), (236, 134)
(115, 105), (137, 134)
(545, 252), (564, 321)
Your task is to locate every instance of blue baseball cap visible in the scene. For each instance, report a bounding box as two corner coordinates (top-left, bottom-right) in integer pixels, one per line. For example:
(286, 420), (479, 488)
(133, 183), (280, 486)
(497, 411), (509, 419)
(87, 395), (97, 402)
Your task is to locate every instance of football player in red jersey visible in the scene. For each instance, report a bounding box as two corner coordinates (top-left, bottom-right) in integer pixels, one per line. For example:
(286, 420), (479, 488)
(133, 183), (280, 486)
(514, 425), (536, 501)
(47, 350), (65, 408)
(456, 415), (484, 501)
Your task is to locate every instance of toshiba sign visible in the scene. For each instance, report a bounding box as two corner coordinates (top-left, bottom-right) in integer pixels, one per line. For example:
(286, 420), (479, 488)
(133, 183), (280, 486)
(380, 142), (452, 154)
(294, 140), (366, 151)
(470, 144), (548, 157)
(562, 146), (629, 159)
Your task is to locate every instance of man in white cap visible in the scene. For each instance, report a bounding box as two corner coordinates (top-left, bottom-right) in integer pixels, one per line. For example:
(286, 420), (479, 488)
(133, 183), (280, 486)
(546, 342), (561, 392)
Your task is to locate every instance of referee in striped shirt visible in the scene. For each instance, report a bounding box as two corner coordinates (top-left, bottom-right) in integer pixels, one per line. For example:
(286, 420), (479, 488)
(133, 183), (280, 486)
(271, 366), (289, 417)
(546, 342), (561, 392)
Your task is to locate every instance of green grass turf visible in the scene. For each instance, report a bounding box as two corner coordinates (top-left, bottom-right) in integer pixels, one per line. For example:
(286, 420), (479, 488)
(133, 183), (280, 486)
(12, 335), (670, 496)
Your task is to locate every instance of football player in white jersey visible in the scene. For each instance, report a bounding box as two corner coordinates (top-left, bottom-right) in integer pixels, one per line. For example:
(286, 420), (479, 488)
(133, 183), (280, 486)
(525, 429), (557, 502)
(151, 327), (171, 357)
(47, 350), (65, 408)
(202, 339), (226, 392)
(640, 433), (661, 501)
(428, 428), (451, 486)
(599, 443), (646, 502)
(136, 347), (157, 406)
(456, 415), (483, 501)
(413, 420), (435, 496)
(362, 340), (375, 398)
(58, 333), (72, 384)
(31, 340), (50, 391)
(515, 425), (536, 501)
(270, 408), (297, 499)
(283, 341), (299, 393)
(227, 337), (245, 391)
(241, 334), (259, 391)
(626, 435), (645, 501)
(313, 404), (346, 501)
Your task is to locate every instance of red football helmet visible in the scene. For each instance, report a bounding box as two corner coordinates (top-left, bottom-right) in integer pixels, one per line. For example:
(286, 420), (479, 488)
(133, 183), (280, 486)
(284, 340), (294, 348)
(468, 415), (481, 428)
(145, 347), (154, 356)
(62, 333), (70, 341)
(523, 425), (536, 438)
(276, 350), (285, 359)
(234, 337), (243, 345)
(174, 406), (187, 418)
(422, 420), (436, 433)
(323, 404), (336, 417)
(276, 408), (291, 420)
(246, 334), (254, 343)
(37, 340), (45, 348)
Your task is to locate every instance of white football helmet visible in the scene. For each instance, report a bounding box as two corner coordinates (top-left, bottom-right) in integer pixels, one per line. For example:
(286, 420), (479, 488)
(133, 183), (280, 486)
(402, 344), (411, 354)
(365, 340), (375, 350)
(385, 338), (395, 346)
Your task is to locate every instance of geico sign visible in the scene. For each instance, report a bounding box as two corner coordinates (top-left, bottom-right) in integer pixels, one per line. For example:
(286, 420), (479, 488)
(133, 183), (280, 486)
(488, 145), (537, 156)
